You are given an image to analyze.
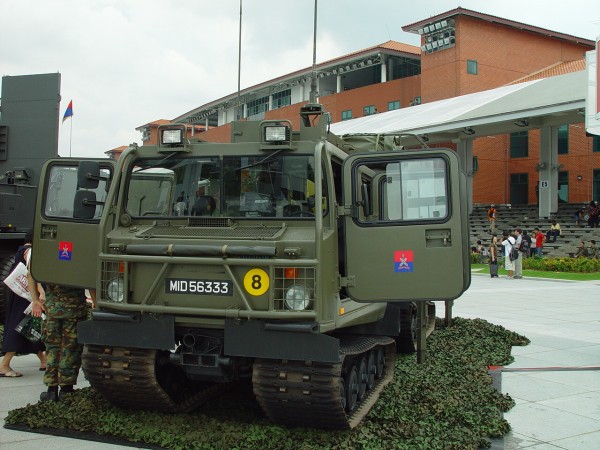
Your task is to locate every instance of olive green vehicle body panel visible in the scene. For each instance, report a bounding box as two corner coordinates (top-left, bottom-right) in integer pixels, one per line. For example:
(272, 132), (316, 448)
(342, 149), (470, 301)
(31, 158), (115, 289)
(31, 113), (469, 336)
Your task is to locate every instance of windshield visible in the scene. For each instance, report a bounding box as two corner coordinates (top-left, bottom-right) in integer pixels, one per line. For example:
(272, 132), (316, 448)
(124, 154), (319, 219)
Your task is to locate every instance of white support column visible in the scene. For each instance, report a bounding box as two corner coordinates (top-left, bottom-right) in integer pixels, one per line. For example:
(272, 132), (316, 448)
(538, 126), (559, 218)
(456, 139), (474, 214)
(380, 58), (387, 83)
(336, 75), (342, 93)
(205, 118), (209, 130)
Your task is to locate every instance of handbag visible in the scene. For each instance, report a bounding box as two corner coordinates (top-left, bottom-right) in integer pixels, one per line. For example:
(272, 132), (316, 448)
(15, 315), (43, 343)
(2, 261), (32, 301)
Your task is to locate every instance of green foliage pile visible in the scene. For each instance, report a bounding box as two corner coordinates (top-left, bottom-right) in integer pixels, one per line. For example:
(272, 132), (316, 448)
(522, 256), (600, 272)
(5, 318), (528, 450)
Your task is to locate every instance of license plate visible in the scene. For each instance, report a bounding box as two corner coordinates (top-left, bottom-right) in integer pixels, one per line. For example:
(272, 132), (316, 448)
(165, 278), (233, 296)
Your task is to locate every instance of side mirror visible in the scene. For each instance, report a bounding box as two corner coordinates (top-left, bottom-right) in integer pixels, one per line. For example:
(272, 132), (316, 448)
(78, 161), (100, 189)
(73, 190), (97, 219)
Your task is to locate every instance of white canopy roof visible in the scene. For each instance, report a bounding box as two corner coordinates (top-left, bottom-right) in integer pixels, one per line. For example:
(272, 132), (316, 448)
(331, 70), (586, 148)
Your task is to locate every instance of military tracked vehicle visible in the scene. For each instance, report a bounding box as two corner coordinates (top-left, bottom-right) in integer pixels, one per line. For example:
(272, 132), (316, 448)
(0, 73), (61, 321)
(31, 103), (470, 428)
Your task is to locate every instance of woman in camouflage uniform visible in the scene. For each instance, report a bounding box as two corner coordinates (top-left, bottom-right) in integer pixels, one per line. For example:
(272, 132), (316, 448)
(28, 267), (94, 400)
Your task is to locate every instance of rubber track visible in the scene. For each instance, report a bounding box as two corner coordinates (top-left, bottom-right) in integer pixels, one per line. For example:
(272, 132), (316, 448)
(82, 345), (229, 413)
(252, 336), (396, 429)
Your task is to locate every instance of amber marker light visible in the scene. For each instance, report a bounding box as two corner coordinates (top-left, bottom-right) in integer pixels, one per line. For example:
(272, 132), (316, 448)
(284, 268), (299, 279)
(339, 307), (345, 315)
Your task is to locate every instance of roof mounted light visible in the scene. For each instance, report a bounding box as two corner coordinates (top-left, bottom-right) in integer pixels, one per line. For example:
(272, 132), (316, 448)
(161, 129), (183, 145)
(156, 124), (189, 151)
(264, 125), (290, 143)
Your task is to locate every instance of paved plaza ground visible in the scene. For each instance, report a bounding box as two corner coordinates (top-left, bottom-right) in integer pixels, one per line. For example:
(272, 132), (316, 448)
(1, 271), (599, 449)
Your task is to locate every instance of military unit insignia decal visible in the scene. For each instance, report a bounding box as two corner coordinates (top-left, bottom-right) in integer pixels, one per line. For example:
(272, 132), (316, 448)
(59, 241), (73, 261)
(394, 250), (413, 272)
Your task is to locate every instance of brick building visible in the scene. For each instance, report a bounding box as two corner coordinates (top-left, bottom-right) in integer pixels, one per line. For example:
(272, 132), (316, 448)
(149, 7), (598, 205)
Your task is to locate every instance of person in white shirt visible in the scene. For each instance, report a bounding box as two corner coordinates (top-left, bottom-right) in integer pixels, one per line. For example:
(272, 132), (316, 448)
(513, 228), (523, 279)
(501, 231), (517, 279)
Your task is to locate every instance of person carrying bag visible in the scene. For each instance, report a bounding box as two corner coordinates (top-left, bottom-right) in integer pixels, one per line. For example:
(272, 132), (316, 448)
(0, 230), (46, 377)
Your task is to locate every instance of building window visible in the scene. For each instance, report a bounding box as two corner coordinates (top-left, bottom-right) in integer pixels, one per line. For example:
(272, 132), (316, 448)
(558, 171), (569, 203)
(510, 131), (528, 158)
(558, 125), (568, 154)
(510, 173), (529, 205)
(391, 57), (421, 79)
(593, 135), (600, 152)
(272, 89), (291, 110)
(388, 101), (400, 111)
(363, 105), (376, 116)
(467, 60), (478, 75)
(341, 110), (353, 121)
(247, 96), (269, 117)
(594, 169), (600, 202)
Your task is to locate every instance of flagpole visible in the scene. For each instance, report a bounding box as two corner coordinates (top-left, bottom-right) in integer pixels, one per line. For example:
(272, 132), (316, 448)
(236, 0), (242, 120)
(69, 116), (73, 157)
(62, 99), (74, 156)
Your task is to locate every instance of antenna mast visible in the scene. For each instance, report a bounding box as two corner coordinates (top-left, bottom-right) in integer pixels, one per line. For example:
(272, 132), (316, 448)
(309, 0), (319, 104)
(236, 0), (243, 120)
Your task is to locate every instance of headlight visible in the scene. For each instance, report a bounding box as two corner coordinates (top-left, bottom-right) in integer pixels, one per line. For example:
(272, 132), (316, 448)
(106, 278), (124, 302)
(284, 285), (311, 311)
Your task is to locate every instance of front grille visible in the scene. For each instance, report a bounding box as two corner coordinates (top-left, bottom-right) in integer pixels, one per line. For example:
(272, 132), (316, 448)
(101, 261), (123, 301)
(273, 267), (316, 311)
(138, 224), (284, 239)
(188, 217), (232, 228)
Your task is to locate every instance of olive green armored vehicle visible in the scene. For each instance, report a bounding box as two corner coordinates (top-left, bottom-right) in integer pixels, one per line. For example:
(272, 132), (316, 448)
(31, 104), (470, 429)
(0, 73), (61, 322)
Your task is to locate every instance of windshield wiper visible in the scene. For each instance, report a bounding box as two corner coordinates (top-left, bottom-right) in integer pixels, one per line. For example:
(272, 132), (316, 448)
(237, 149), (285, 171)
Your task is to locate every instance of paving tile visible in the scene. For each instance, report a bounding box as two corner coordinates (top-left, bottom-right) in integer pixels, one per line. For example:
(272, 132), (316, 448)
(504, 355), (564, 370)
(569, 344), (600, 356)
(552, 430), (600, 450)
(510, 344), (561, 356)
(539, 391), (600, 420)
(505, 402), (600, 442)
(502, 373), (588, 402)
(527, 368), (600, 392)
(511, 349), (600, 367)
(518, 333), (597, 351)
(501, 432), (548, 449)
(524, 444), (570, 449)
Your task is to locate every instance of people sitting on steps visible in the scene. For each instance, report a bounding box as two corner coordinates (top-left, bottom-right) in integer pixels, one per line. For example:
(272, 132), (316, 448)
(545, 219), (561, 243)
(473, 204), (600, 259)
(588, 240), (599, 259)
(575, 241), (589, 258)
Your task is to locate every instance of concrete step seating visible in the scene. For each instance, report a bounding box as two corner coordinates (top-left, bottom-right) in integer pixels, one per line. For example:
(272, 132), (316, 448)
(470, 203), (600, 258)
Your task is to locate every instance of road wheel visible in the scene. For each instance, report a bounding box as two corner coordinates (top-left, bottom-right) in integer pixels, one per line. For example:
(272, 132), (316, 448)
(366, 351), (376, 391)
(345, 365), (359, 412)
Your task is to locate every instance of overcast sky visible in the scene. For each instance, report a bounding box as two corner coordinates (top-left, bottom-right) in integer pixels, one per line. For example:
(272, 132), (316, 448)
(1, 0), (599, 158)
